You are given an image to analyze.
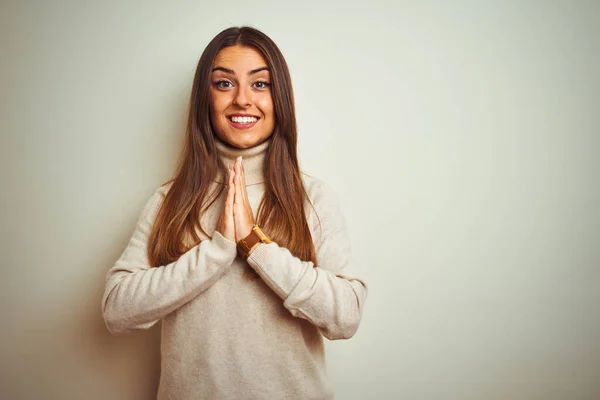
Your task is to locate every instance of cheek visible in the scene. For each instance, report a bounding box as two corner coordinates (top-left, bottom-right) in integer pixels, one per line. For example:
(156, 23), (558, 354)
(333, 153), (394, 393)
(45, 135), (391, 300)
(257, 96), (274, 119)
(209, 92), (229, 115)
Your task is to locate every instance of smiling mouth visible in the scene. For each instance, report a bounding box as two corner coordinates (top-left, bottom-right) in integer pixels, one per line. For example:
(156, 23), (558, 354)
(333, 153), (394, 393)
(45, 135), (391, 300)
(228, 116), (259, 124)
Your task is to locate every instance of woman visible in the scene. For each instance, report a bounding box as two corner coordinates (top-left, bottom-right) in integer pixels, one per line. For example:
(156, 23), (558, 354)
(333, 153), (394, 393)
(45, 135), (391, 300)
(102, 26), (368, 400)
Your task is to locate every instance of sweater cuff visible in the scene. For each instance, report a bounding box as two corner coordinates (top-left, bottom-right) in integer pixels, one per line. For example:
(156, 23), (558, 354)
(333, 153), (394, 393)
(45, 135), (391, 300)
(247, 243), (310, 299)
(211, 230), (238, 261)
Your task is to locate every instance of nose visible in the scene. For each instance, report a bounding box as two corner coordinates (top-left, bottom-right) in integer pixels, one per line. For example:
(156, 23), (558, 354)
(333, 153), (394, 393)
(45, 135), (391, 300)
(233, 85), (252, 108)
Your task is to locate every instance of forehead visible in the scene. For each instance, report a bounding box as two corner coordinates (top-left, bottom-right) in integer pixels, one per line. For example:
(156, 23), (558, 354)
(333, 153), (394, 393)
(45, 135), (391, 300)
(212, 45), (268, 70)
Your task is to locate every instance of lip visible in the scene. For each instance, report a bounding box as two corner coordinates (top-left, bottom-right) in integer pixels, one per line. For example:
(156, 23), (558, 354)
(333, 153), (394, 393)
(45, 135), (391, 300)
(227, 113), (260, 118)
(227, 115), (260, 130)
(227, 115), (259, 130)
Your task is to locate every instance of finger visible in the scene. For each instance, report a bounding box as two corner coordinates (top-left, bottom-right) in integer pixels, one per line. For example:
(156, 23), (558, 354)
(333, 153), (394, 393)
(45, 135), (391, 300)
(234, 165), (242, 206)
(229, 163), (235, 186)
(231, 163), (238, 205)
(240, 159), (250, 208)
(232, 157), (240, 205)
(233, 156), (241, 175)
(226, 165), (235, 210)
(240, 160), (249, 202)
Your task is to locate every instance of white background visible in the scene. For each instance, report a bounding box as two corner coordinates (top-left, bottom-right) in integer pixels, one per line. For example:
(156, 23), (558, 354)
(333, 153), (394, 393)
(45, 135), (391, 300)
(1, 1), (599, 399)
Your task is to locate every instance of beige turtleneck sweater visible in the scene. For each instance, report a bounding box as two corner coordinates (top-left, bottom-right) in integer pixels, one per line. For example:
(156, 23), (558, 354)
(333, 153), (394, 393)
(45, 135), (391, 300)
(101, 138), (368, 400)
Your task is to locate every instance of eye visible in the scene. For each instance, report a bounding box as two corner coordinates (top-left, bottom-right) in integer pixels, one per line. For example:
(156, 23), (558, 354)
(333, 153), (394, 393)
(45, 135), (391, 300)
(213, 80), (233, 89)
(253, 81), (271, 89)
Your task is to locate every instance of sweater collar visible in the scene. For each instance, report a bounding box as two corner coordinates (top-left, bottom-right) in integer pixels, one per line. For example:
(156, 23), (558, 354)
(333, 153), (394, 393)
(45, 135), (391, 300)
(215, 137), (271, 185)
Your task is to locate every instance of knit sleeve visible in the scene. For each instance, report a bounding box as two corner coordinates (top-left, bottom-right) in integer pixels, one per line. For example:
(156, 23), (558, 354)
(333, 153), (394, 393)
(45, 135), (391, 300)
(101, 186), (238, 334)
(246, 180), (368, 340)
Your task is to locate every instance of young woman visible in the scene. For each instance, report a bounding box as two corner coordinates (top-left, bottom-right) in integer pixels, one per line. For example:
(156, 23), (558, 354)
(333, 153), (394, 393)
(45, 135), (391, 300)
(102, 26), (368, 399)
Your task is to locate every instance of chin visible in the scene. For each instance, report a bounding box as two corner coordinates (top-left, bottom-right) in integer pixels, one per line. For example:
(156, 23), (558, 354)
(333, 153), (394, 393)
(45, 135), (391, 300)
(229, 139), (254, 149)
(231, 142), (252, 149)
(223, 133), (269, 149)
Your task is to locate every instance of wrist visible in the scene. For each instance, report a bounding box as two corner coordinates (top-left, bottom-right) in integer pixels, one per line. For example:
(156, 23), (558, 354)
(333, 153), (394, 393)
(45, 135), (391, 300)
(237, 225), (271, 258)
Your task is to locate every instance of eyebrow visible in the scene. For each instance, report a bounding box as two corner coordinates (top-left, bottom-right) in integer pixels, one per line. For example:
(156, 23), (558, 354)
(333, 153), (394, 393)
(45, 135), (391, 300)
(211, 66), (270, 75)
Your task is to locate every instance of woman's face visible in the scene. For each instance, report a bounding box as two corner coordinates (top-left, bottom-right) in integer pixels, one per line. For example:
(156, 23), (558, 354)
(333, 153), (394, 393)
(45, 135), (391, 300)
(209, 45), (275, 149)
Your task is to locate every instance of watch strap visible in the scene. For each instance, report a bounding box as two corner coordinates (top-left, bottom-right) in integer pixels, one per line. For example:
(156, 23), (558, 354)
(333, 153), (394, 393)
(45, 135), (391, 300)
(237, 225), (271, 258)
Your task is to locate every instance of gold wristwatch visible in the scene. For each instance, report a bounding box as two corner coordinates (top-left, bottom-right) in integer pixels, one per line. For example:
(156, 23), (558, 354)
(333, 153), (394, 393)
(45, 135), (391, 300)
(237, 225), (272, 258)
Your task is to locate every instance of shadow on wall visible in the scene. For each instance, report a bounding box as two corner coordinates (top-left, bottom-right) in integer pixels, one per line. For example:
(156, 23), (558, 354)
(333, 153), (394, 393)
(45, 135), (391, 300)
(45, 267), (164, 399)
(79, 275), (163, 399)
(5, 271), (162, 399)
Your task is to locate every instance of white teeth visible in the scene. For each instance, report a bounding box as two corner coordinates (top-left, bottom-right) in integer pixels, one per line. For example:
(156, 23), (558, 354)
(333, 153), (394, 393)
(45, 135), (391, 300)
(231, 116), (258, 124)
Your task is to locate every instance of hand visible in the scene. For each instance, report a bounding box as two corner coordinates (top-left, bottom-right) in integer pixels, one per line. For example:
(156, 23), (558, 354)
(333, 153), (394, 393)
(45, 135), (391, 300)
(215, 163), (236, 242)
(233, 156), (255, 242)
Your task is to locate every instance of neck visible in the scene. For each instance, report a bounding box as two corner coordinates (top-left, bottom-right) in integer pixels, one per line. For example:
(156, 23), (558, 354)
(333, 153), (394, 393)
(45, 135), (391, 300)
(215, 137), (271, 185)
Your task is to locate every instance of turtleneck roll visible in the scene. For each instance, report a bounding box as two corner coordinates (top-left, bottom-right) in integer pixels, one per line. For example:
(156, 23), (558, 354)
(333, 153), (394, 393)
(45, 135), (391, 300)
(101, 137), (368, 400)
(214, 136), (271, 185)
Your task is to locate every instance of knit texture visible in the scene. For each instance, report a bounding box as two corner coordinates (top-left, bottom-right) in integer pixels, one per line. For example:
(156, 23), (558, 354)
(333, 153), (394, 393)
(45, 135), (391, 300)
(101, 138), (368, 399)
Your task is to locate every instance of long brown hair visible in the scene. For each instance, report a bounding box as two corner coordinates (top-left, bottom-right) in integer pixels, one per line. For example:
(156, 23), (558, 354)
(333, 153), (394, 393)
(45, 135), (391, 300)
(147, 26), (317, 269)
